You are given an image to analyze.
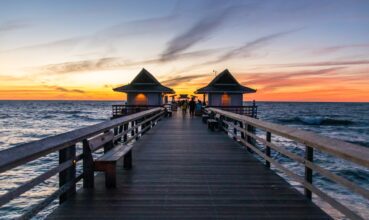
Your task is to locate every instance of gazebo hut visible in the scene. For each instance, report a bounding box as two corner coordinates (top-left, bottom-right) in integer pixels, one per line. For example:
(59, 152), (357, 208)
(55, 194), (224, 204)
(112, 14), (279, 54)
(112, 68), (174, 116)
(195, 69), (257, 116)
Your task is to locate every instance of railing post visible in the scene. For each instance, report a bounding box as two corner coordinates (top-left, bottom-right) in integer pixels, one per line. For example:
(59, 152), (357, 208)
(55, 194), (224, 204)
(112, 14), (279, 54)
(305, 146), (314, 200)
(135, 120), (139, 140)
(252, 100), (256, 118)
(233, 120), (237, 141)
(123, 123), (128, 142)
(131, 121), (135, 138)
(240, 122), (245, 139)
(246, 124), (254, 153)
(265, 132), (271, 168)
(59, 145), (76, 204)
(83, 140), (94, 188)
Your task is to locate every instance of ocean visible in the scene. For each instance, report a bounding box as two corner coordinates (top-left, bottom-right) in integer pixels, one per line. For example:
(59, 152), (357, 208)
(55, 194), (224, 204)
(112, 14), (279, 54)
(0, 101), (368, 219)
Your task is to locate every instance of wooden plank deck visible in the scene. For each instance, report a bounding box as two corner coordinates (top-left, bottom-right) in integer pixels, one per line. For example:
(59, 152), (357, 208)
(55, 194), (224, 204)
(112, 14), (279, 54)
(47, 112), (331, 219)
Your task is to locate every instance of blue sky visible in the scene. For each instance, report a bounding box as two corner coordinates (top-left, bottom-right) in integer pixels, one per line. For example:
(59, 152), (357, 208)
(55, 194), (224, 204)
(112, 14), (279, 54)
(0, 0), (369, 101)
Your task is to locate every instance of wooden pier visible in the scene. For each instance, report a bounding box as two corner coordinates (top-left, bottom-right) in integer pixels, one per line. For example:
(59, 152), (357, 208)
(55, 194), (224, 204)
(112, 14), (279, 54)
(47, 112), (330, 219)
(1, 107), (368, 219)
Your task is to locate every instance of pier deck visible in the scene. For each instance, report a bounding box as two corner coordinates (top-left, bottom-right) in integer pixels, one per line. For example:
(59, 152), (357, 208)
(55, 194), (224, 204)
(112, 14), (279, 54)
(47, 112), (330, 219)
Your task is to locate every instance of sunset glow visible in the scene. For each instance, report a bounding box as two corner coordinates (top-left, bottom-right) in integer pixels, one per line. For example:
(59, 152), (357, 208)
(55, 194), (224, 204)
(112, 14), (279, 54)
(1, 0), (369, 102)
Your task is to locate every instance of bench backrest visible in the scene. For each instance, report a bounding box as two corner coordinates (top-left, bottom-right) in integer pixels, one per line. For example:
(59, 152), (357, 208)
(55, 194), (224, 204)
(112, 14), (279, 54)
(87, 131), (114, 152)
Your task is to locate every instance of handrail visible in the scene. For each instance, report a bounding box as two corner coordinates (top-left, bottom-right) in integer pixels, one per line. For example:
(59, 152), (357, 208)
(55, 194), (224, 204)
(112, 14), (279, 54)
(112, 104), (170, 117)
(207, 105), (257, 118)
(209, 108), (369, 167)
(208, 107), (369, 220)
(0, 107), (165, 219)
(0, 108), (162, 173)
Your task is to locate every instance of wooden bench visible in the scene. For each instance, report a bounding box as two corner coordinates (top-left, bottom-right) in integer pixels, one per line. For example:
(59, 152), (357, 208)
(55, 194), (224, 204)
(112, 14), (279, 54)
(202, 108), (211, 123)
(202, 114), (210, 123)
(83, 131), (133, 188)
(207, 114), (220, 131)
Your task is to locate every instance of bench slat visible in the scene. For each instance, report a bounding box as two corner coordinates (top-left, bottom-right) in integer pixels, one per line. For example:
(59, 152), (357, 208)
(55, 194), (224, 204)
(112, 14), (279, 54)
(95, 144), (133, 162)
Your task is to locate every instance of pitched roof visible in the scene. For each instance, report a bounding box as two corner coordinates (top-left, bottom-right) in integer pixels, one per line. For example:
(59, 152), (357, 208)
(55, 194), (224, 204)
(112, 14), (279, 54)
(195, 69), (256, 94)
(113, 68), (175, 94)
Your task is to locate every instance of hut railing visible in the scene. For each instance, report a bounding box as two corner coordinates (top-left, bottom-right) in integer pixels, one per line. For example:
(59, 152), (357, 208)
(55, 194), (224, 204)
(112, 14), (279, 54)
(112, 104), (171, 118)
(0, 107), (165, 219)
(207, 105), (257, 118)
(208, 107), (369, 220)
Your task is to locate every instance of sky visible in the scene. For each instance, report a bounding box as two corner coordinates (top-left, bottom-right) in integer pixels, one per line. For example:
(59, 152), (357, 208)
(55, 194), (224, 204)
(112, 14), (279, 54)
(0, 0), (369, 102)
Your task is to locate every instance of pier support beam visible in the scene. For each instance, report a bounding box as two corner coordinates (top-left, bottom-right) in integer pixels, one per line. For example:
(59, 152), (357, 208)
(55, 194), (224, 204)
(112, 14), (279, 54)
(59, 145), (76, 204)
(83, 140), (94, 188)
(304, 146), (314, 200)
(265, 132), (271, 168)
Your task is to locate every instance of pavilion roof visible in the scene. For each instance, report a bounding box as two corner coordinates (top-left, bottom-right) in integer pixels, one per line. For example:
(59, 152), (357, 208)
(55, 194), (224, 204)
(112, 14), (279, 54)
(113, 68), (174, 94)
(195, 69), (256, 94)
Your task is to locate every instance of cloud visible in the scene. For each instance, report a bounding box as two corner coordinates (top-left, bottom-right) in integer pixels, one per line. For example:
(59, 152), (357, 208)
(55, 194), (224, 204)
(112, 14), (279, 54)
(160, 3), (251, 61)
(0, 20), (29, 33)
(176, 29), (302, 73)
(161, 74), (209, 87)
(35, 47), (222, 75)
(272, 60), (369, 68)
(313, 44), (369, 54)
(0, 15), (175, 54)
(46, 86), (85, 93)
(38, 57), (125, 74)
(239, 67), (354, 92)
(214, 29), (302, 63)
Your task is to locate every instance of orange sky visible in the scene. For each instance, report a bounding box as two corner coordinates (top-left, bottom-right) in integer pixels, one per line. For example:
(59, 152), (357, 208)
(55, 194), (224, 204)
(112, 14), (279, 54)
(0, 65), (368, 102)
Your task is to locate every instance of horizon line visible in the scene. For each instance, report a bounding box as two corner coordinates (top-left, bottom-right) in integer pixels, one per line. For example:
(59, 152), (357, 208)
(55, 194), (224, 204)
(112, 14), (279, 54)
(0, 99), (368, 103)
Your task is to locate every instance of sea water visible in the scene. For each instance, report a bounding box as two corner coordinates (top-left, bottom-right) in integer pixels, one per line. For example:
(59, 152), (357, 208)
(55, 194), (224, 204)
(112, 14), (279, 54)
(0, 101), (368, 219)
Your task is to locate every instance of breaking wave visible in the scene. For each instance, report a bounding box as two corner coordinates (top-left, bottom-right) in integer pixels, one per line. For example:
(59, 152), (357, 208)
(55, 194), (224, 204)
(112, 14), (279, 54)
(278, 116), (354, 126)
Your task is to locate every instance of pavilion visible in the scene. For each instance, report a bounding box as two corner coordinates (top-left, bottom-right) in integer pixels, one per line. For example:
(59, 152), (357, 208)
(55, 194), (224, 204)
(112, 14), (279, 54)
(195, 69), (256, 106)
(113, 68), (174, 106)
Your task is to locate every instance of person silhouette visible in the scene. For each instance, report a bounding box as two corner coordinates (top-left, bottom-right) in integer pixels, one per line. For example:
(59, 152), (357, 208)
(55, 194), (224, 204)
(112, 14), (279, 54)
(189, 97), (196, 117)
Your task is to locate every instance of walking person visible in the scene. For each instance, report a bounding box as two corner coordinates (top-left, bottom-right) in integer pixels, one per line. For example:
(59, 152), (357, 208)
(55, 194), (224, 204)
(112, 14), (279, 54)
(189, 97), (196, 117)
(181, 100), (188, 117)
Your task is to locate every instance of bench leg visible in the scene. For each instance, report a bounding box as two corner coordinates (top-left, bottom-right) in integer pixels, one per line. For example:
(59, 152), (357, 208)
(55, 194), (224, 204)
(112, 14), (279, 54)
(124, 150), (132, 170)
(208, 123), (214, 131)
(105, 163), (116, 188)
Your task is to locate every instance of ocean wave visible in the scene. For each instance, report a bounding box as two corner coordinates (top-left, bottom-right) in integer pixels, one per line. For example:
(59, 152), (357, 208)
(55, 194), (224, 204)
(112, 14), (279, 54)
(68, 114), (106, 122)
(0, 114), (9, 119)
(278, 116), (354, 126)
(350, 141), (369, 148)
(335, 169), (369, 182)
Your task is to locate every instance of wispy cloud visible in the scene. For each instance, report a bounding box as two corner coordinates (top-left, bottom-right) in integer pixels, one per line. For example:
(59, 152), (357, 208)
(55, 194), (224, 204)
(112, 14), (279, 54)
(161, 74), (209, 87)
(35, 47), (222, 75)
(38, 57), (124, 74)
(271, 60), (369, 68)
(46, 85), (85, 93)
(160, 3), (254, 61)
(0, 20), (29, 33)
(0, 15), (175, 54)
(239, 67), (354, 92)
(313, 44), (369, 54)
(205, 29), (302, 65)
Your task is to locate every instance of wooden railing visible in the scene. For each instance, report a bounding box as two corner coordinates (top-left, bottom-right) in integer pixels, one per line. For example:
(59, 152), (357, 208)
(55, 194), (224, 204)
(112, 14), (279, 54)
(208, 108), (369, 220)
(0, 107), (165, 219)
(112, 104), (171, 118)
(207, 105), (257, 118)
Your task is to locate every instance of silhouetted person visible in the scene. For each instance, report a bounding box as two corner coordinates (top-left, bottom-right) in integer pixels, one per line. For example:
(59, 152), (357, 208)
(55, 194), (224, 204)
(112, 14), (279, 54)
(195, 100), (202, 115)
(181, 100), (188, 117)
(189, 98), (196, 117)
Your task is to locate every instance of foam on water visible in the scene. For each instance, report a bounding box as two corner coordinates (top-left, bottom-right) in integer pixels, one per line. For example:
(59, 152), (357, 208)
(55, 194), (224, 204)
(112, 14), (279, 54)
(0, 101), (369, 219)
